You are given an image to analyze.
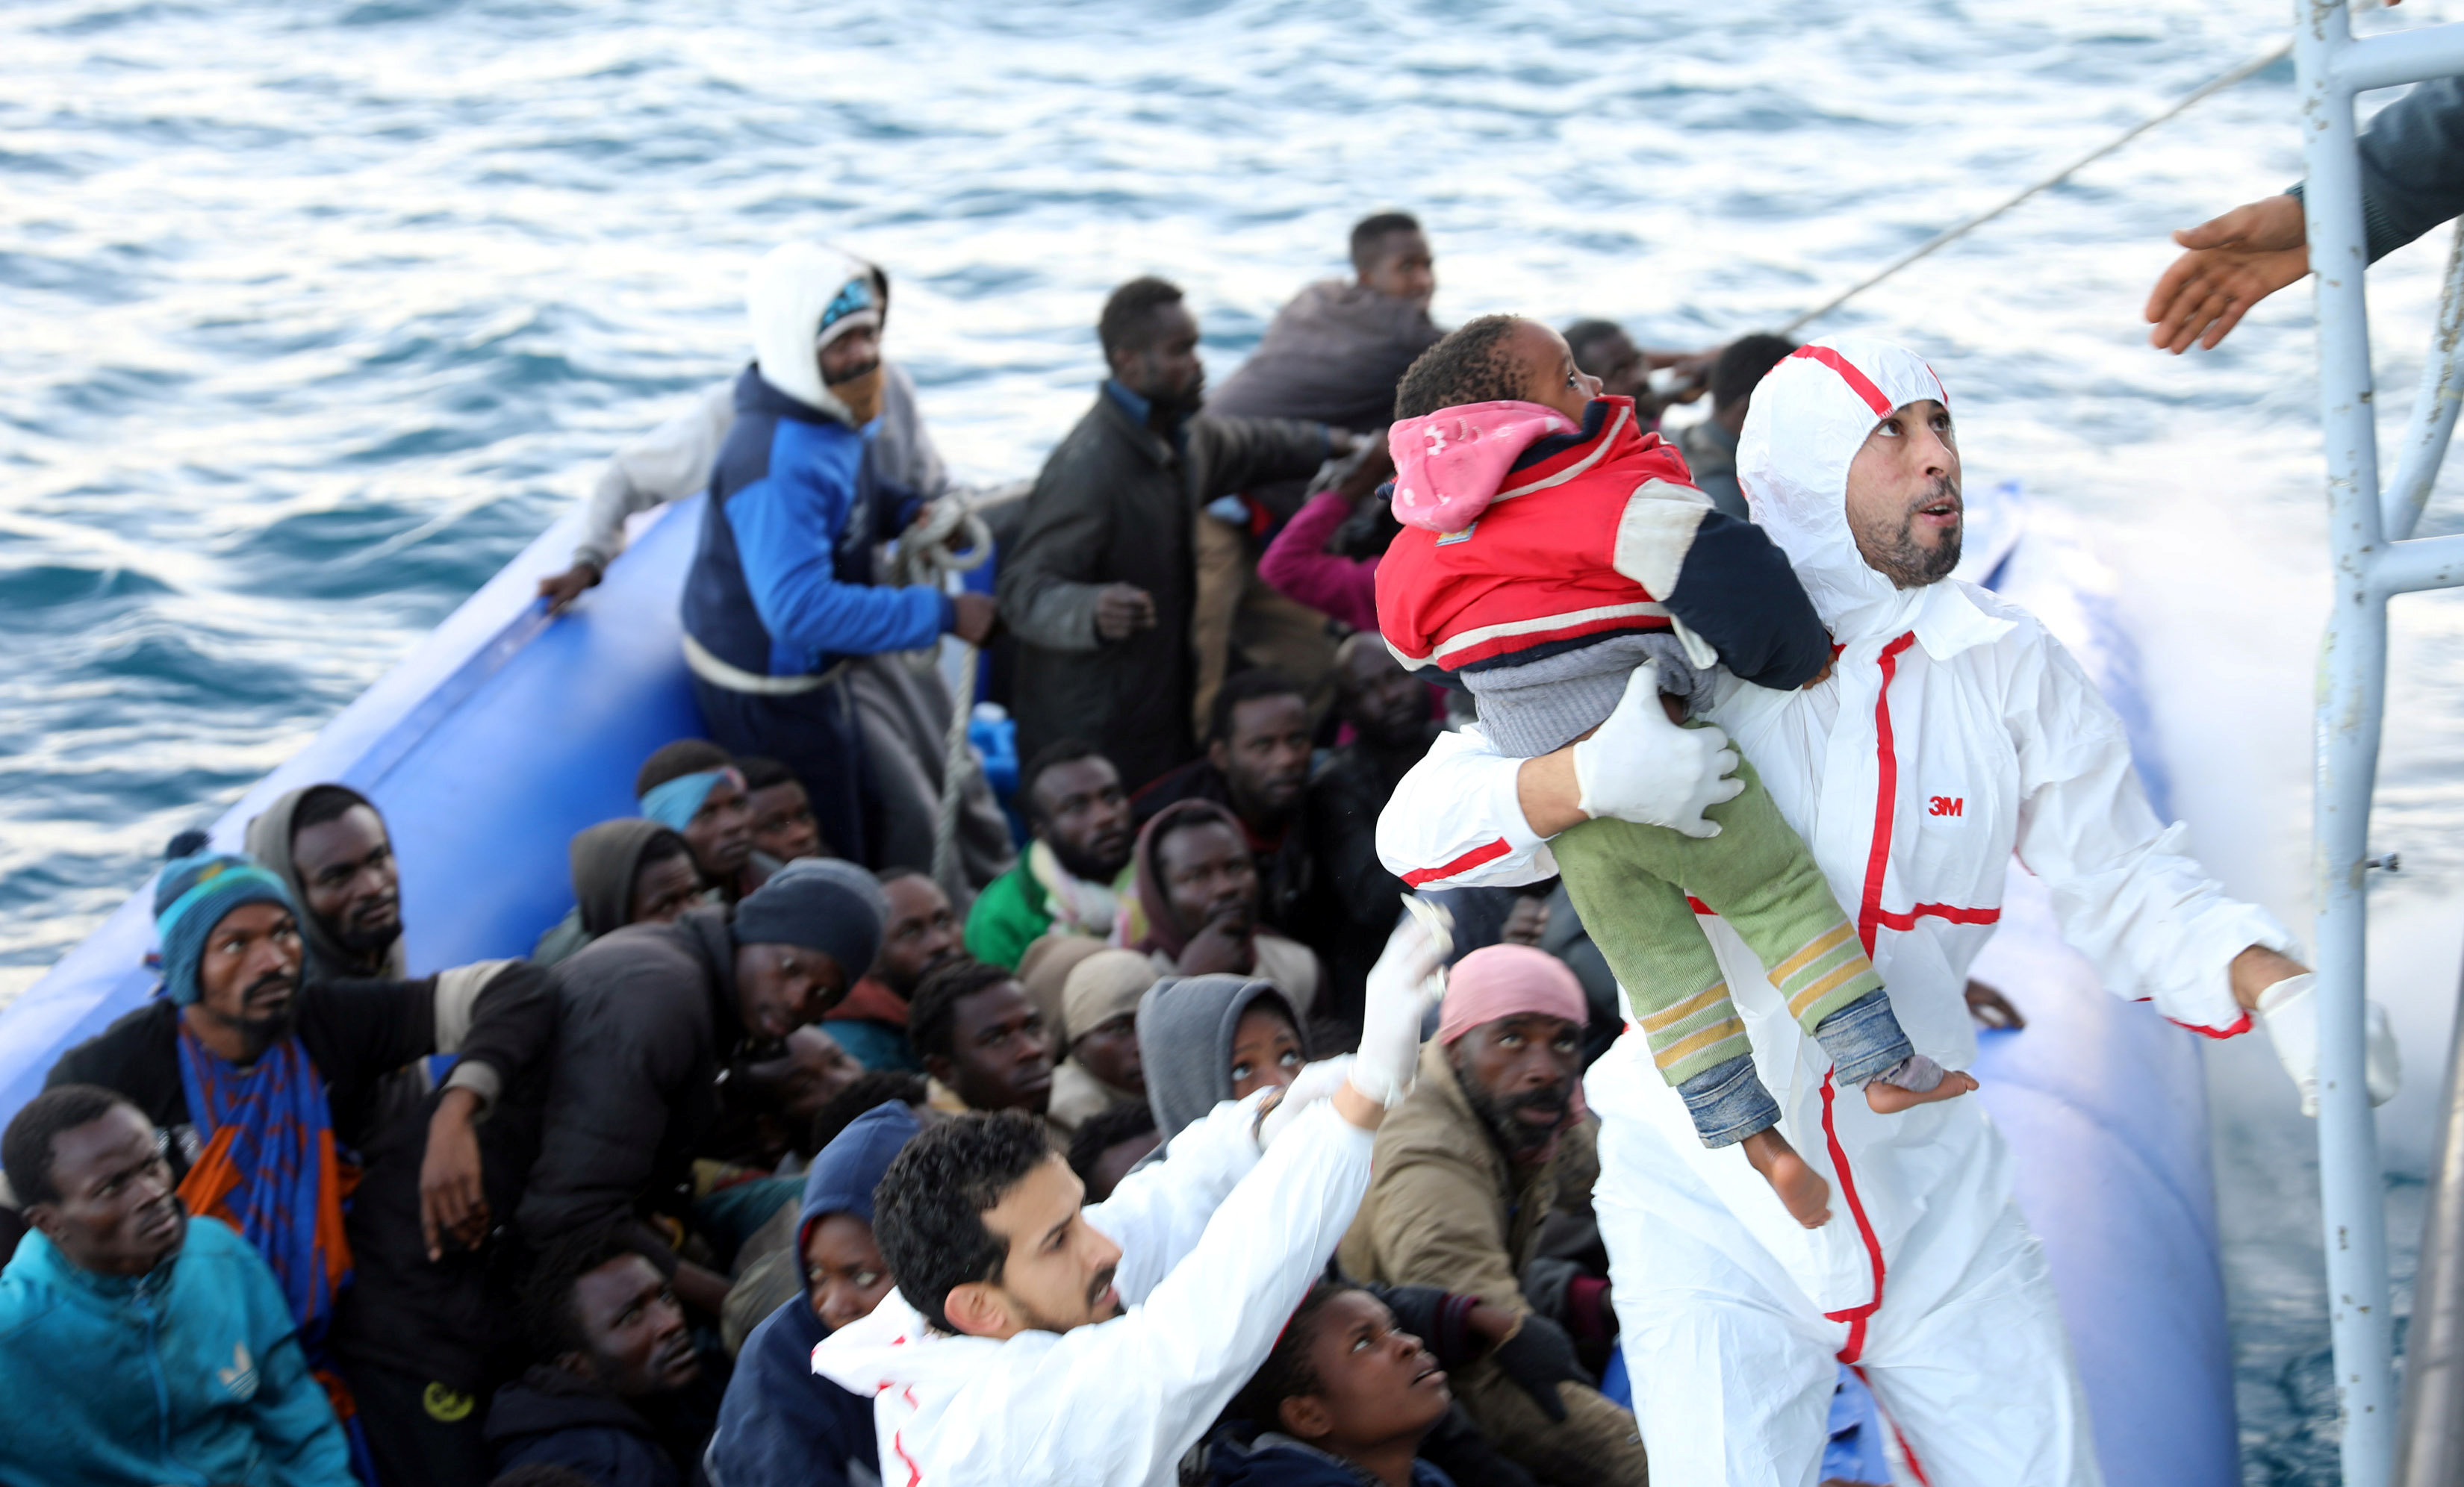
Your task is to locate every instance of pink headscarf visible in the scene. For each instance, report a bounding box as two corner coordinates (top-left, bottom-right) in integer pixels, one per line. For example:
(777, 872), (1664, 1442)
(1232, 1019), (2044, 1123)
(1438, 943), (1591, 1123)
(1437, 943), (1588, 1044)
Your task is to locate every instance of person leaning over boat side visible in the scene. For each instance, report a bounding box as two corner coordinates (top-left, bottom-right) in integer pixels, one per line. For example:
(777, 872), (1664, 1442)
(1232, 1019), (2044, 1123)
(0, 1085), (354, 1487)
(1375, 334), (2403, 1485)
(810, 917), (1443, 1487)
(1189, 212), (1445, 727)
(1000, 276), (1354, 796)
(679, 242), (998, 873)
(43, 838), (557, 1487)
(514, 858), (884, 1320)
(2148, 75), (2464, 352)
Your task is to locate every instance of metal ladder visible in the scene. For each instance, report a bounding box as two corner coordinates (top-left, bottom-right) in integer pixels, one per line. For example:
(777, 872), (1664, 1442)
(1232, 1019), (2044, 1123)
(2297, 5), (2464, 1483)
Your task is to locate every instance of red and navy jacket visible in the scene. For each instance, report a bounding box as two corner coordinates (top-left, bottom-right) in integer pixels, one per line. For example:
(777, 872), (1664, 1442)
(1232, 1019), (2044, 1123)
(1374, 396), (1829, 689)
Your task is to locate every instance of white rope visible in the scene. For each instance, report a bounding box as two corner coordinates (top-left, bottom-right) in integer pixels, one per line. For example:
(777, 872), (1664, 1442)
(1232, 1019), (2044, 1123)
(889, 497), (997, 892)
(1779, 39), (2292, 337)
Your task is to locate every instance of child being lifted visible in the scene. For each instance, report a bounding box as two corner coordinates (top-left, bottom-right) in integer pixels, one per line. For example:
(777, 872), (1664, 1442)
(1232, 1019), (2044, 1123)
(1372, 316), (1975, 1226)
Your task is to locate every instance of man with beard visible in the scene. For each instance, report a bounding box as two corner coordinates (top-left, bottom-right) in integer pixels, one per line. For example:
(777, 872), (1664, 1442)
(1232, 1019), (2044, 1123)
(1338, 945), (1640, 1484)
(1304, 635), (1445, 1029)
(1001, 277), (1351, 793)
(966, 740), (1137, 971)
(823, 867), (963, 1071)
(812, 917), (1444, 1487)
(1133, 670), (1317, 939)
(44, 841), (555, 1486)
(682, 241), (998, 869)
(485, 1226), (715, 1486)
(0, 1085), (353, 1486)
(1378, 337), (2383, 1483)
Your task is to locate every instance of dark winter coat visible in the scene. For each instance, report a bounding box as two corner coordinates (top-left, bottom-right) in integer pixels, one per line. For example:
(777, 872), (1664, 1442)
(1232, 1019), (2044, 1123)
(517, 907), (747, 1246)
(999, 390), (1327, 792)
(485, 1365), (709, 1487)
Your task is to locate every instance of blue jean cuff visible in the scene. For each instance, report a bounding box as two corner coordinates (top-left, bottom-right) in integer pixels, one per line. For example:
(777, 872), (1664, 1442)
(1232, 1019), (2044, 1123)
(1814, 991), (1916, 1086)
(1678, 1054), (1782, 1147)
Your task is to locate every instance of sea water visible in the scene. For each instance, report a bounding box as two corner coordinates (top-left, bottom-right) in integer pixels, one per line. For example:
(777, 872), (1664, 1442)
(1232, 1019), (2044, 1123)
(3, 0), (2460, 1477)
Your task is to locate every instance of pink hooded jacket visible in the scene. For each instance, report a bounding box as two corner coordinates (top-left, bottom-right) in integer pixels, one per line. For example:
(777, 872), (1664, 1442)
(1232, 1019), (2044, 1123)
(1387, 400), (1580, 534)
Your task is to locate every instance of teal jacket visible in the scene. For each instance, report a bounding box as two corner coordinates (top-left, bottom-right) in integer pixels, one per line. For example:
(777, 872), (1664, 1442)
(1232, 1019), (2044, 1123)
(0, 1215), (352, 1486)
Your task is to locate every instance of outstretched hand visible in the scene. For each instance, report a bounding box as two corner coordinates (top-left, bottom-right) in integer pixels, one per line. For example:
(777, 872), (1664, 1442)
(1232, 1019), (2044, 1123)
(2145, 194), (2309, 353)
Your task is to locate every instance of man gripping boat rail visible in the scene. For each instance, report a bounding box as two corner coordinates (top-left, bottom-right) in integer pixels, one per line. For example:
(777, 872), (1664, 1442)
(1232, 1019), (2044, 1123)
(1374, 334), (2403, 1485)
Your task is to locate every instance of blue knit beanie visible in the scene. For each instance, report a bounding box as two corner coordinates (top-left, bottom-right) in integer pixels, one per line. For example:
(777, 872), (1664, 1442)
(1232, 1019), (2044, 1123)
(153, 850), (298, 1006)
(732, 857), (886, 980)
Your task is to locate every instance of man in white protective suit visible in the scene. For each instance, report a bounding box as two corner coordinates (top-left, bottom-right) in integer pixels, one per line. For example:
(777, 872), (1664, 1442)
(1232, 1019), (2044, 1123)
(1373, 334), (2401, 1486)
(812, 919), (1444, 1486)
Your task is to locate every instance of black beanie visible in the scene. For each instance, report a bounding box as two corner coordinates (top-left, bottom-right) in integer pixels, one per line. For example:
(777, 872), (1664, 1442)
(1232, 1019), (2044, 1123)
(732, 858), (887, 977)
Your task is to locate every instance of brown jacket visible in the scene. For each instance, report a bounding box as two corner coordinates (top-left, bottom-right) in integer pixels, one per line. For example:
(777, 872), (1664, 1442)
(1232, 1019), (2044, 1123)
(1338, 1041), (1641, 1484)
(1337, 1039), (1594, 1316)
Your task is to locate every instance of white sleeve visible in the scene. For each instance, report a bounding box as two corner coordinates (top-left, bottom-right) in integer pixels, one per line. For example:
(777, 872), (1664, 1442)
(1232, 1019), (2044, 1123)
(569, 380), (737, 570)
(1375, 727), (1560, 888)
(1083, 1092), (1266, 1306)
(2009, 633), (2297, 1036)
(1018, 1104), (1375, 1483)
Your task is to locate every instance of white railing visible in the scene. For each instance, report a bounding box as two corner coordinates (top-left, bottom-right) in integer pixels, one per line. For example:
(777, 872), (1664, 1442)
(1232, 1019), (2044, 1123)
(2295, 6), (2464, 1483)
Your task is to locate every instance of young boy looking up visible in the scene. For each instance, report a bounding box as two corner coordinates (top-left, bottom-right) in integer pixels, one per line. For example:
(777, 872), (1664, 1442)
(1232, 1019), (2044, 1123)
(1373, 317), (1975, 1226)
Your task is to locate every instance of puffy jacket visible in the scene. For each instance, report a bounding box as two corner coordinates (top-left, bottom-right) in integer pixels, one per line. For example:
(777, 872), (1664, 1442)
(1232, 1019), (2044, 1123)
(517, 907), (746, 1245)
(1375, 396), (1827, 690)
(0, 1217), (350, 1487)
(999, 390), (1327, 791)
(1378, 335), (2295, 1332)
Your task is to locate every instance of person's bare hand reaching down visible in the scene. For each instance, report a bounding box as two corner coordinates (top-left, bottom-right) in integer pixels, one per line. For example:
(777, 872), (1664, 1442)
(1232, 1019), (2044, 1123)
(2145, 193), (2310, 353)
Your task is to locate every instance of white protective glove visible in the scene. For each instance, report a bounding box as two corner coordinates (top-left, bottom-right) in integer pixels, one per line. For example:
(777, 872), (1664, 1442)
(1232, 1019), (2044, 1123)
(1351, 910), (1448, 1107)
(1569, 662), (1746, 839)
(2258, 973), (2401, 1117)
(1257, 1056), (1357, 1150)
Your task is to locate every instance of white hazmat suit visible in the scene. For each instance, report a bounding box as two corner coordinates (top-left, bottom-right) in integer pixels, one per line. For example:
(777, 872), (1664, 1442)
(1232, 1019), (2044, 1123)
(1376, 336), (2296, 1486)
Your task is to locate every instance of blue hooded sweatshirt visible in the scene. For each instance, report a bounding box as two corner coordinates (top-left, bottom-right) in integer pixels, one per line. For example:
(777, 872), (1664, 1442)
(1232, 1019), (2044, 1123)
(0, 1215), (352, 1487)
(703, 1100), (920, 1487)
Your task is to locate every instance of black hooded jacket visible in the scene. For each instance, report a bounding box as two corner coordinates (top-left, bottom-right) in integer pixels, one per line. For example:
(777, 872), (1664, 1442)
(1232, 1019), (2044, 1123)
(516, 906), (748, 1246)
